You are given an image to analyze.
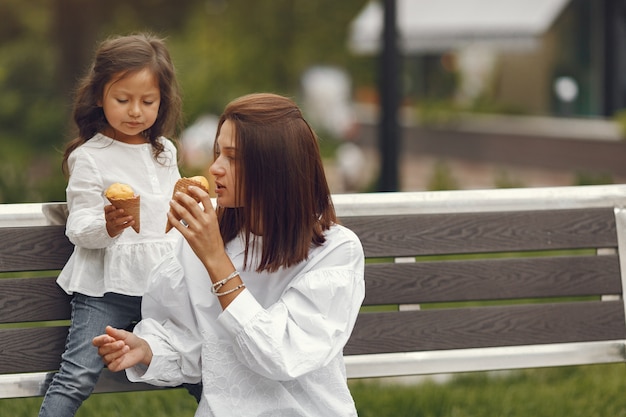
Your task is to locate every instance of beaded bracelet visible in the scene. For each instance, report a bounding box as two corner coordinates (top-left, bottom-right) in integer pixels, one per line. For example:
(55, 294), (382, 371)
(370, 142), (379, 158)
(211, 270), (240, 294)
(214, 283), (246, 297)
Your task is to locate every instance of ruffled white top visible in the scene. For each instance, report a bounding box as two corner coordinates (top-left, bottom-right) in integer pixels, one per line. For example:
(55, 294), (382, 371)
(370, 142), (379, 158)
(127, 224), (365, 416)
(57, 133), (181, 297)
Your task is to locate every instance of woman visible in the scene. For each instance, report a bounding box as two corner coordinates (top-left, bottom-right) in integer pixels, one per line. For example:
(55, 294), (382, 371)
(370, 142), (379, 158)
(94, 93), (365, 416)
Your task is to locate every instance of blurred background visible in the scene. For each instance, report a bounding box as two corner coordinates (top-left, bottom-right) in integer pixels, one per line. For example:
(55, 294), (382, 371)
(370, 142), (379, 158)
(2, 0), (626, 202)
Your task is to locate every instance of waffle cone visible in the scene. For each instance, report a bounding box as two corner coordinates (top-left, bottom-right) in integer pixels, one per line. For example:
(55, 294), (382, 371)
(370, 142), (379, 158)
(165, 178), (210, 233)
(107, 195), (140, 233)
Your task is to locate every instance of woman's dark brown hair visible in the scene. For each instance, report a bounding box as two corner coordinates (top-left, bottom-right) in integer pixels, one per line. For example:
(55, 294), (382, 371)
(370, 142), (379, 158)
(215, 93), (337, 273)
(61, 33), (182, 176)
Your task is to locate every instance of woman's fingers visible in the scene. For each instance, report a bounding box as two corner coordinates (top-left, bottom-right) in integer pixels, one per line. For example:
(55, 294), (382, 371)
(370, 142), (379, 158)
(92, 326), (129, 366)
(187, 186), (214, 212)
(169, 187), (213, 232)
(106, 356), (129, 373)
(92, 333), (115, 347)
(101, 342), (130, 364)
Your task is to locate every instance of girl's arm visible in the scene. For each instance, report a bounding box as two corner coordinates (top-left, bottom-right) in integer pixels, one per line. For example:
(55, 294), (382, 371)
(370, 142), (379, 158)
(65, 151), (119, 248)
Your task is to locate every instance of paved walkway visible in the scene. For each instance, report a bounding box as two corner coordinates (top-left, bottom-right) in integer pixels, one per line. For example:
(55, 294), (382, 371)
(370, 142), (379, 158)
(330, 106), (626, 193)
(325, 146), (592, 194)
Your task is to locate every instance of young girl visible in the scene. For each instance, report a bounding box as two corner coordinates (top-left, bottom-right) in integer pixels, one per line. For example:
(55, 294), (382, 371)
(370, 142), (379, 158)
(94, 93), (366, 416)
(38, 33), (183, 417)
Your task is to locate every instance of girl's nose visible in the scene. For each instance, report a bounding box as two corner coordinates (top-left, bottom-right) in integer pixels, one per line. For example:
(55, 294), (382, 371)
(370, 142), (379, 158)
(129, 103), (141, 117)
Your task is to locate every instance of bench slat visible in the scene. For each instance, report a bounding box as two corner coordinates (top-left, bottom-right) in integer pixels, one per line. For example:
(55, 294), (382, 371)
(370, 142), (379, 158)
(0, 327), (69, 374)
(341, 208), (617, 258)
(345, 300), (626, 355)
(0, 226), (73, 272)
(344, 340), (626, 378)
(6, 301), (623, 373)
(0, 277), (71, 323)
(363, 254), (622, 305)
(0, 369), (169, 398)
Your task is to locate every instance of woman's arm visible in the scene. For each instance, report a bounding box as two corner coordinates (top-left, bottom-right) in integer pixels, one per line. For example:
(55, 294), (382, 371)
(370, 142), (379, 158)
(221, 229), (364, 380)
(168, 186), (243, 309)
(221, 263), (364, 380)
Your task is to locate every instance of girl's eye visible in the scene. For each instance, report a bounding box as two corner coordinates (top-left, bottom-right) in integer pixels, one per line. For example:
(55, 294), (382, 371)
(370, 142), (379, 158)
(143, 101), (154, 105)
(116, 99), (128, 103)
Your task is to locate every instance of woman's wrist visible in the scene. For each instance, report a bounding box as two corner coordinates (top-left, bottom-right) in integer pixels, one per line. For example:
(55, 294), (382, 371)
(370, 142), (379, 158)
(203, 252), (234, 283)
(141, 338), (154, 366)
(204, 253), (244, 308)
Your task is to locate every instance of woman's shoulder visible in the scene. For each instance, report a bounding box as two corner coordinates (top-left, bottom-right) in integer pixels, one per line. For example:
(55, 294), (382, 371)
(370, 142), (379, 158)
(328, 223), (360, 242)
(323, 223), (364, 256)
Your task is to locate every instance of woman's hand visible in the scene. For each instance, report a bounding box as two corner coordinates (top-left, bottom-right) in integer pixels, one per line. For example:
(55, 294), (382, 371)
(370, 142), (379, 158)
(92, 325), (152, 372)
(168, 186), (241, 308)
(104, 204), (135, 237)
(167, 186), (229, 271)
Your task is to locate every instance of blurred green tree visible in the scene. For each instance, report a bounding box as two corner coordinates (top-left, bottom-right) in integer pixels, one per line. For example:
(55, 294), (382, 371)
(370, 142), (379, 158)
(0, 0), (370, 202)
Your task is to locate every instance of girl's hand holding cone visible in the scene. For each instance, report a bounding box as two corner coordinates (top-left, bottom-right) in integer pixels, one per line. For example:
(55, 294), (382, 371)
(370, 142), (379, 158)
(104, 183), (140, 234)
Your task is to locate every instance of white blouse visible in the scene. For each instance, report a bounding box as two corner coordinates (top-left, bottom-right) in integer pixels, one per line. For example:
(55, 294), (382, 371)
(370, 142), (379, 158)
(57, 133), (181, 297)
(127, 224), (365, 417)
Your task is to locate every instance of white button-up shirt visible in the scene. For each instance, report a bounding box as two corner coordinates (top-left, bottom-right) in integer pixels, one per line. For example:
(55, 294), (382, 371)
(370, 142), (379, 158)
(57, 133), (181, 296)
(127, 224), (365, 416)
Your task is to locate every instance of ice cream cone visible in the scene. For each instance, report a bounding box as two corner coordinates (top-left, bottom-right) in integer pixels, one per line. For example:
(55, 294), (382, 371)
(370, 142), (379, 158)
(107, 195), (141, 233)
(165, 177), (210, 233)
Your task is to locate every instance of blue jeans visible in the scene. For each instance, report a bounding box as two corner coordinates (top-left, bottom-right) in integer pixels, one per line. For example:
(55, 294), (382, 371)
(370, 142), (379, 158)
(38, 292), (142, 417)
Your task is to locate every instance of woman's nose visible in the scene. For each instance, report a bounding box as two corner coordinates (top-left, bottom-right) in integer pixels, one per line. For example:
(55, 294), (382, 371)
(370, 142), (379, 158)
(209, 162), (222, 176)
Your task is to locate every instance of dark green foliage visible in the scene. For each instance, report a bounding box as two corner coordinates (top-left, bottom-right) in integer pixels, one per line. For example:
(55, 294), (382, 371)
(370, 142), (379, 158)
(0, 0), (369, 202)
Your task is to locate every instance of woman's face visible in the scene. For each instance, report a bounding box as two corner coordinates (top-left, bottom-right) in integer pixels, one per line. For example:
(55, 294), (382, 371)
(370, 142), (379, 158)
(209, 120), (240, 208)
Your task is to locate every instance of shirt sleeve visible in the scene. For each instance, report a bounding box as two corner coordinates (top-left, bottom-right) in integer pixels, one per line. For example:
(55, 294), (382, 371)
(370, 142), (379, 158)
(126, 318), (202, 387)
(64, 149), (117, 249)
(217, 233), (365, 381)
(126, 250), (203, 386)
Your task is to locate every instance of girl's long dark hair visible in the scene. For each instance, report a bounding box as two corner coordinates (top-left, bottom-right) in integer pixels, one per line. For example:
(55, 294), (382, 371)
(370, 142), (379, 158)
(61, 33), (182, 176)
(216, 93), (337, 273)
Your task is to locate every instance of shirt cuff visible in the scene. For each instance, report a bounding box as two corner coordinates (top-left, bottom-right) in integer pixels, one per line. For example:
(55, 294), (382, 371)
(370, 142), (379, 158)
(217, 288), (263, 335)
(126, 334), (179, 384)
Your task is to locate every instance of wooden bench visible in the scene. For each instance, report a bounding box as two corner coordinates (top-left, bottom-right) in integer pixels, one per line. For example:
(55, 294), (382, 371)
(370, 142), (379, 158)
(2, 184), (626, 398)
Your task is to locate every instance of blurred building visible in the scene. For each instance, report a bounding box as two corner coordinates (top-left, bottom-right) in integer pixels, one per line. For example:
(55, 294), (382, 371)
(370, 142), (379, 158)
(348, 0), (626, 118)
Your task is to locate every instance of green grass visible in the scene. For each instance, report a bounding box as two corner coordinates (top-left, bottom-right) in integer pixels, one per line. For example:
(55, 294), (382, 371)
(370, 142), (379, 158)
(4, 364), (626, 416)
(350, 364), (626, 417)
(0, 389), (198, 417)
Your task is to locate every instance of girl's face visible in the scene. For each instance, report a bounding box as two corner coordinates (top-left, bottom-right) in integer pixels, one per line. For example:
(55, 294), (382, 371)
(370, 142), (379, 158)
(209, 120), (240, 208)
(99, 68), (161, 144)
